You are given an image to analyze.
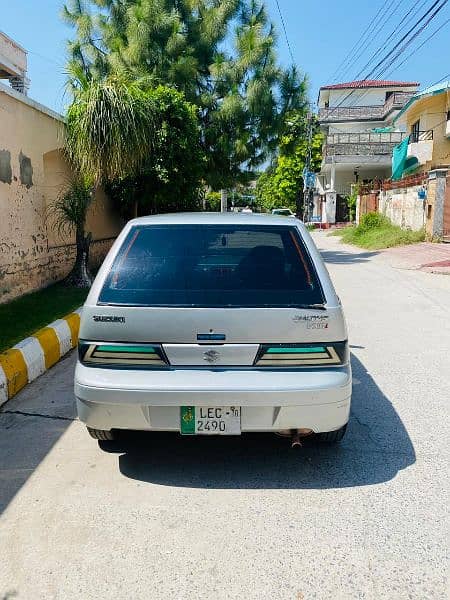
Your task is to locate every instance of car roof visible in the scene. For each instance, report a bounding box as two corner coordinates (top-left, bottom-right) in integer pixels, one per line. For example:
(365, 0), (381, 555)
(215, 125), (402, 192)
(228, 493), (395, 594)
(127, 212), (303, 227)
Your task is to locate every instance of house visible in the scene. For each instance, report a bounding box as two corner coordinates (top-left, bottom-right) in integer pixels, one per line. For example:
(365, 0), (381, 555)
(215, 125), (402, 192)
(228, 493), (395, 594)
(316, 79), (419, 223)
(0, 31), (29, 94)
(0, 33), (122, 303)
(392, 81), (450, 176)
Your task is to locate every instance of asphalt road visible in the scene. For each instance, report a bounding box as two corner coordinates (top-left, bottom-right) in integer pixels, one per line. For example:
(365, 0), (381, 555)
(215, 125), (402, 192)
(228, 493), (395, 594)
(1, 231), (449, 600)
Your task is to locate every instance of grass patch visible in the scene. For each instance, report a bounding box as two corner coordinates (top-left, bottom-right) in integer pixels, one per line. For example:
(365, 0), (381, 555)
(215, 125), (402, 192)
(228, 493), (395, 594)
(0, 282), (88, 352)
(331, 213), (425, 250)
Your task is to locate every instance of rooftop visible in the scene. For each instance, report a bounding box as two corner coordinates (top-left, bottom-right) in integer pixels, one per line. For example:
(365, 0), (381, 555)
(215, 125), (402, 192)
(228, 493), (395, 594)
(394, 80), (450, 123)
(320, 80), (419, 91)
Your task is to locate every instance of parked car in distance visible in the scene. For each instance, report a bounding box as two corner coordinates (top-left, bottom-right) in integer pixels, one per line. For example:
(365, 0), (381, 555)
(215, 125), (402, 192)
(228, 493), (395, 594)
(271, 208), (296, 217)
(75, 212), (351, 446)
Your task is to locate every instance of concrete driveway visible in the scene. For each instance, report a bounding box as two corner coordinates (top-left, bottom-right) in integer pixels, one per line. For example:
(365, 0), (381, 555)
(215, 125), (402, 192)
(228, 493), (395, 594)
(0, 231), (449, 599)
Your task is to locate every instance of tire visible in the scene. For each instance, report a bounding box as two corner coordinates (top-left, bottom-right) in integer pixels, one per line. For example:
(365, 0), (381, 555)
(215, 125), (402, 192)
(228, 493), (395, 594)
(87, 427), (115, 441)
(316, 423), (347, 444)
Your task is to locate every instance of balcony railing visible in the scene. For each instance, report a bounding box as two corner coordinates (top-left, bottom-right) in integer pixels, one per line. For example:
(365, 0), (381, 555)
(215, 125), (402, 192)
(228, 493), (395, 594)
(318, 92), (415, 123)
(324, 131), (406, 158)
(410, 129), (433, 143)
(326, 132), (405, 145)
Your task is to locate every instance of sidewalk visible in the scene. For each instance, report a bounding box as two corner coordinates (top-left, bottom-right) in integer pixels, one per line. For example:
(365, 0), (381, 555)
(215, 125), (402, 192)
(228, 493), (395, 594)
(381, 242), (450, 275)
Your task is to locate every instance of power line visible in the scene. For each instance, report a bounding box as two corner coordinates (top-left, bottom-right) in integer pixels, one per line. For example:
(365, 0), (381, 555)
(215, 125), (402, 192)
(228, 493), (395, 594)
(424, 71), (450, 88)
(323, 0), (448, 119)
(352, 0), (430, 81)
(27, 49), (65, 69)
(327, 0), (393, 82)
(336, 0), (407, 83)
(342, 4), (449, 109)
(274, 0), (295, 64)
(391, 18), (449, 72)
(369, 0), (447, 78)
(328, 19), (450, 114)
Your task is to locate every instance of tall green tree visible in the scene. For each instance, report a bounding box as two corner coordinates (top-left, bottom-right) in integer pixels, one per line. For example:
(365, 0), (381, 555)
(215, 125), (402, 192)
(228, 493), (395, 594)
(255, 113), (322, 213)
(63, 0), (307, 190)
(65, 77), (203, 216)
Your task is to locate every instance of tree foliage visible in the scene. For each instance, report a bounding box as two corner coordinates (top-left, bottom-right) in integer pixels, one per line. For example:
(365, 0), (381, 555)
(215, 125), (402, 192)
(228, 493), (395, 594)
(256, 112), (322, 212)
(65, 78), (203, 215)
(63, 0), (307, 189)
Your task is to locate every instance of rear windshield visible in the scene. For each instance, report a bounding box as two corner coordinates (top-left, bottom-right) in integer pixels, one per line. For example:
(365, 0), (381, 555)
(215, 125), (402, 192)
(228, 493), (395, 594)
(98, 224), (324, 307)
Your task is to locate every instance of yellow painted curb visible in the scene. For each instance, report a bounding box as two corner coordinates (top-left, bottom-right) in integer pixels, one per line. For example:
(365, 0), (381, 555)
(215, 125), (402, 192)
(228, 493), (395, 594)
(0, 349), (28, 398)
(64, 312), (81, 346)
(34, 327), (61, 370)
(0, 307), (82, 407)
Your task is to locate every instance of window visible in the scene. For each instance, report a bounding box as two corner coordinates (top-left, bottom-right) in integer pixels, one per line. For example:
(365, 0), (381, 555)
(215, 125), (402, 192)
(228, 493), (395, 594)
(385, 91), (393, 101)
(99, 224), (324, 308)
(410, 119), (420, 143)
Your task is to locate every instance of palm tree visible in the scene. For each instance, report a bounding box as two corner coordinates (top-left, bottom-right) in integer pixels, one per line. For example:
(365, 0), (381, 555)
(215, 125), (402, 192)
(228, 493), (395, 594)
(65, 77), (157, 183)
(50, 176), (94, 287)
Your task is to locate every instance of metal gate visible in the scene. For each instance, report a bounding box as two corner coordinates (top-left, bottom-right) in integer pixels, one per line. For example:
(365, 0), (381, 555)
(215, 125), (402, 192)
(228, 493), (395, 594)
(359, 192), (379, 218)
(336, 194), (349, 222)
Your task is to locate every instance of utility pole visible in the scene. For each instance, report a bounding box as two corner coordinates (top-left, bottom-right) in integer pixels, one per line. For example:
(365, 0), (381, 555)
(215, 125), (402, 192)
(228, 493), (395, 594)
(302, 106), (314, 222)
(220, 189), (227, 212)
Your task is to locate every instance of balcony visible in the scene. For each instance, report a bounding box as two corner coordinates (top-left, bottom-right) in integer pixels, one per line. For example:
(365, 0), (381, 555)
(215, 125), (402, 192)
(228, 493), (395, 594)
(318, 92), (415, 123)
(324, 131), (406, 161)
(407, 130), (433, 166)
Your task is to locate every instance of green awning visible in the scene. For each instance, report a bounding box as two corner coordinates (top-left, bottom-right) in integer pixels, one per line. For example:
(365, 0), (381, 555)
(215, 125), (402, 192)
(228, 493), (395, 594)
(392, 135), (410, 180)
(372, 126), (394, 133)
(402, 156), (419, 176)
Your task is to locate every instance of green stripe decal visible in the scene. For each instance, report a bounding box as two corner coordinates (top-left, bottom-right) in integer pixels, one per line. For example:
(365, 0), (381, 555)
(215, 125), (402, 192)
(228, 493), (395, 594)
(96, 345), (157, 353)
(266, 346), (326, 354)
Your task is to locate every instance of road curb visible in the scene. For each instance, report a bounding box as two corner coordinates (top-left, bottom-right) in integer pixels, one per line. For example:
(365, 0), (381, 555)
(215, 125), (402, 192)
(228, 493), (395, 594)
(0, 308), (82, 407)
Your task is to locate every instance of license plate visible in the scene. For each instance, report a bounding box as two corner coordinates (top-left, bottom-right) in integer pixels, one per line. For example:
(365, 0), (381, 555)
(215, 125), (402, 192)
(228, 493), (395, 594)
(180, 406), (241, 435)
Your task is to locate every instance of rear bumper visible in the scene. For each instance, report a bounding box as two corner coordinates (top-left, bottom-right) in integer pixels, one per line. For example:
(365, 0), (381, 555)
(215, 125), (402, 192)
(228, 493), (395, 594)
(74, 363), (352, 433)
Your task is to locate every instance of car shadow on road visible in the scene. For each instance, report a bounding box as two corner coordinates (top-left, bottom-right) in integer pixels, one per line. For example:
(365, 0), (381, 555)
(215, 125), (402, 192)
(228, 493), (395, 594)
(320, 249), (379, 264)
(0, 353), (76, 515)
(109, 353), (416, 489)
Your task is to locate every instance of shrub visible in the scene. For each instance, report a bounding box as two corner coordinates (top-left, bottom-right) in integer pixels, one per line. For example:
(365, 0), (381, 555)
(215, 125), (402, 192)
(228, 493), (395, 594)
(332, 212), (425, 250)
(358, 212), (391, 231)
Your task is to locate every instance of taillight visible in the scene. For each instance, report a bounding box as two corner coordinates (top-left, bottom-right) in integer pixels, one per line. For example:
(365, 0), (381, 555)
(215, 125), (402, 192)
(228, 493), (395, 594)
(79, 342), (168, 368)
(254, 342), (348, 367)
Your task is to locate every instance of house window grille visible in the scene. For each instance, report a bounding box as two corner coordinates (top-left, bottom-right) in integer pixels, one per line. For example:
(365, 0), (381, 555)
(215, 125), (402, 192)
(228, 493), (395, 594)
(411, 120), (420, 143)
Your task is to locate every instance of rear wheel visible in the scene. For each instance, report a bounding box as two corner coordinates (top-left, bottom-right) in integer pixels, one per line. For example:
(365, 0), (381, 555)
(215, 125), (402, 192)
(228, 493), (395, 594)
(87, 427), (115, 441)
(316, 423), (347, 444)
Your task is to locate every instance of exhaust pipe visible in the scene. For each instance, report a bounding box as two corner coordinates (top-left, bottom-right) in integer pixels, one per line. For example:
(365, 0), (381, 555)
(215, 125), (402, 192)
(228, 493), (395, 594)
(290, 428), (313, 449)
(291, 431), (302, 448)
(275, 429), (313, 448)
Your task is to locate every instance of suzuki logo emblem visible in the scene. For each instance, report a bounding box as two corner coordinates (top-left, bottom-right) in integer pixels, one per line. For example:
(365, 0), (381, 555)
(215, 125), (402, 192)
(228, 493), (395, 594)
(203, 350), (220, 363)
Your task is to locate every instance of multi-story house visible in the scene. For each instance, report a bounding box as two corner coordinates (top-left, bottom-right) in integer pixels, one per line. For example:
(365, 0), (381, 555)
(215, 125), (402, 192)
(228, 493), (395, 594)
(392, 80), (450, 176)
(315, 79), (419, 222)
(0, 30), (30, 94)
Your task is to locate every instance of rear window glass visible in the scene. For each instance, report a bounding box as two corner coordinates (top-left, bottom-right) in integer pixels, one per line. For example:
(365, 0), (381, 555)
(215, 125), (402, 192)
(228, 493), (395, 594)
(98, 224), (324, 307)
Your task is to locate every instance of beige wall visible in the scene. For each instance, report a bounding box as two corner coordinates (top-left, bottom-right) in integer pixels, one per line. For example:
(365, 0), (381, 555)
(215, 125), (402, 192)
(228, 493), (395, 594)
(0, 84), (123, 303)
(379, 186), (426, 231)
(405, 92), (450, 172)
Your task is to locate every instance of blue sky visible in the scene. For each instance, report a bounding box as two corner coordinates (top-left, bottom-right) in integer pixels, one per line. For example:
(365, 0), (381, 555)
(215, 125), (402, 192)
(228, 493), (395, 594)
(2, 0), (449, 113)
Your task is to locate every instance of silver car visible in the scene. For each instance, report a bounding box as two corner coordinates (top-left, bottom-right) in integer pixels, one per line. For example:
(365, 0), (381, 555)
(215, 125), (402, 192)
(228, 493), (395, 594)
(75, 213), (351, 445)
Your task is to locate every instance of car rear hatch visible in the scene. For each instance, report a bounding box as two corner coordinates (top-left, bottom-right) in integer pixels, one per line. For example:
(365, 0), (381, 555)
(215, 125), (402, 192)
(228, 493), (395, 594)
(79, 222), (347, 368)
